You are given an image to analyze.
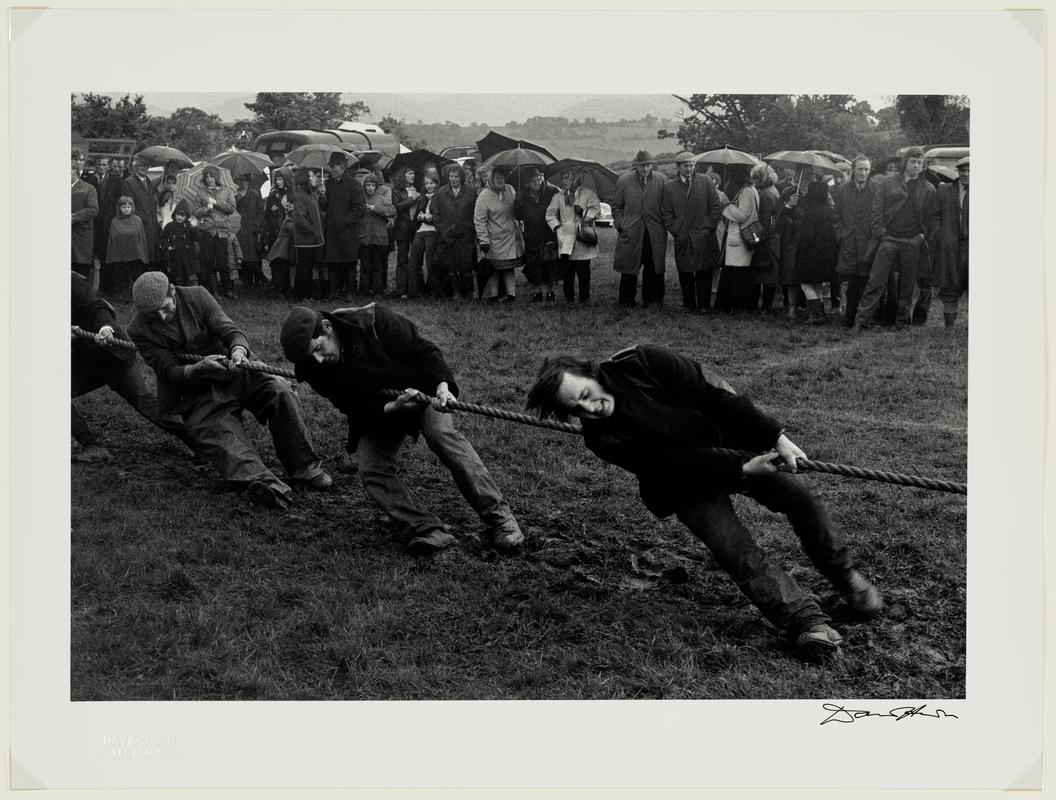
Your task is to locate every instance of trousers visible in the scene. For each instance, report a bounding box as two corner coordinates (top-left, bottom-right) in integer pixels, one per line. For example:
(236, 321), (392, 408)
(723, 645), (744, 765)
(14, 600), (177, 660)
(855, 237), (921, 327)
(357, 406), (517, 540)
(674, 472), (854, 635)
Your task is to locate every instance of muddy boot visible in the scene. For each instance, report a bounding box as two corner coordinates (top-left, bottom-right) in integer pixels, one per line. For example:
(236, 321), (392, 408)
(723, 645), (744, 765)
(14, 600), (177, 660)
(806, 298), (827, 325)
(944, 311), (958, 329)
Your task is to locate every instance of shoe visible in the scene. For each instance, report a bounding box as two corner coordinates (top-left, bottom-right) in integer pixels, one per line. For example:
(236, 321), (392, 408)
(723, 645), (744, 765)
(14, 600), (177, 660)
(491, 522), (525, 552)
(303, 472), (333, 491)
(795, 623), (843, 662)
(849, 323), (865, 336)
(406, 529), (457, 556)
(842, 570), (883, 618)
(247, 480), (292, 511)
(530, 292), (543, 303)
(73, 445), (112, 463)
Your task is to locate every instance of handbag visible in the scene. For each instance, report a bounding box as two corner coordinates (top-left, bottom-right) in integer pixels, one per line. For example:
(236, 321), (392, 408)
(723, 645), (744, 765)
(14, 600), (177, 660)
(575, 220), (598, 246)
(542, 240), (559, 261)
(739, 218), (764, 250)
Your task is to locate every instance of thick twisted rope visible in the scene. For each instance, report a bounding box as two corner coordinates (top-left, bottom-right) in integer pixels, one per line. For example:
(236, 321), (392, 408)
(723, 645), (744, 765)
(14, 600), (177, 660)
(71, 327), (966, 495)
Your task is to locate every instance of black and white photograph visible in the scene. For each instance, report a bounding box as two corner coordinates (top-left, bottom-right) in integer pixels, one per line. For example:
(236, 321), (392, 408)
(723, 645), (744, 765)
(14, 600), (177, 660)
(9, 7), (1046, 794)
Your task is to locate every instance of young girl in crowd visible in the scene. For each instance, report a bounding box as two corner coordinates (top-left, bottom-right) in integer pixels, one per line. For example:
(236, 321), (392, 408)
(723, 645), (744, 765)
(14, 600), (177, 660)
(158, 199), (199, 286)
(105, 195), (149, 302)
(358, 173), (396, 296)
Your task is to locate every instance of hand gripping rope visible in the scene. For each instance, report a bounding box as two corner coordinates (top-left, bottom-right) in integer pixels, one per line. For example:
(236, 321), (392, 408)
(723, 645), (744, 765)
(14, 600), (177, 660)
(71, 327), (968, 496)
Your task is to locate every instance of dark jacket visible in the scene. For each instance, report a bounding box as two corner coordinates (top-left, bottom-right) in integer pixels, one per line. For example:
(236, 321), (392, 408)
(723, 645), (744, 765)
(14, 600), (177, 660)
(612, 169), (668, 275)
(94, 172), (125, 261)
(749, 184), (781, 283)
(870, 171), (939, 242)
(321, 173), (366, 262)
(932, 179), (968, 291)
(429, 184), (478, 272)
(832, 179), (878, 276)
(159, 208), (200, 283)
(580, 345), (784, 518)
(71, 271), (136, 370)
(660, 174), (722, 272)
(128, 285), (250, 415)
(514, 183), (560, 255)
(390, 184), (422, 241)
(793, 203), (839, 284)
(291, 188), (324, 248)
(71, 179), (98, 265)
(293, 303), (458, 452)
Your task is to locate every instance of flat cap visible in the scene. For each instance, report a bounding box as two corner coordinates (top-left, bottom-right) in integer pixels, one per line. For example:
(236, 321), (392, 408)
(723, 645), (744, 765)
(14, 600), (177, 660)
(131, 271), (171, 313)
(280, 306), (321, 363)
(955, 156), (969, 168)
(674, 151), (697, 164)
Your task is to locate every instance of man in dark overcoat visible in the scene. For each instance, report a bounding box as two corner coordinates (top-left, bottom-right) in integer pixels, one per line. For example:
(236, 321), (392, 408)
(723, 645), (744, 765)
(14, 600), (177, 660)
(611, 150), (668, 307)
(321, 154), (366, 301)
(122, 154), (159, 266)
(526, 344), (883, 662)
(71, 151), (98, 279)
(660, 152), (722, 311)
(933, 157), (969, 328)
(832, 155), (878, 327)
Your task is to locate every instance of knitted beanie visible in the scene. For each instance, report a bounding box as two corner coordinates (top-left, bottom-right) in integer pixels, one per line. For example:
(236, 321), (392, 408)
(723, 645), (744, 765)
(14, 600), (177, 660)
(132, 271), (171, 313)
(280, 306), (321, 363)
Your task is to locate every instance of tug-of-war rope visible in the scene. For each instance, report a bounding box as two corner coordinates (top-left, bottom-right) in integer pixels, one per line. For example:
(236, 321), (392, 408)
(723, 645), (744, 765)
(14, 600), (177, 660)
(72, 326), (969, 496)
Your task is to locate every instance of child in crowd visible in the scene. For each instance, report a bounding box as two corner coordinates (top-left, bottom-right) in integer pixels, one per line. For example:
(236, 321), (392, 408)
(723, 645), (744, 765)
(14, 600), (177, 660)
(105, 195), (149, 302)
(159, 199), (200, 286)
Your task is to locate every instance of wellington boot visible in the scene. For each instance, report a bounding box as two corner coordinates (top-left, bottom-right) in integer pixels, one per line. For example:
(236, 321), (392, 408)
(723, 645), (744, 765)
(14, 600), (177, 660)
(806, 299), (827, 325)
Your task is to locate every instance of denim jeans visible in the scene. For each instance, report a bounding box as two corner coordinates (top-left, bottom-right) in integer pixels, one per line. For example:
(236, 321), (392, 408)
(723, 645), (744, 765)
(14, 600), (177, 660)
(357, 405), (518, 540)
(674, 472), (854, 636)
(855, 236), (921, 327)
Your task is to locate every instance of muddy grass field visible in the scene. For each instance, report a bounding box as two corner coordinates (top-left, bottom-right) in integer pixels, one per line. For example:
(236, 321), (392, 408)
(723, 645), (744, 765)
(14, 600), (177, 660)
(71, 229), (968, 701)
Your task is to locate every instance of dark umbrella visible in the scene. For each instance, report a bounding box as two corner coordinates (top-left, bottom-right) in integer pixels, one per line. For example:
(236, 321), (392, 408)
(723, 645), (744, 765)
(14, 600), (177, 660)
(207, 149), (274, 177)
(476, 131), (558, 162)
(135, 145), (194, 170)
(543, 158), (619, 202)
(765, 150), (843, 191)
(384, 149), (456, 181)
(926, 164), (957, 182)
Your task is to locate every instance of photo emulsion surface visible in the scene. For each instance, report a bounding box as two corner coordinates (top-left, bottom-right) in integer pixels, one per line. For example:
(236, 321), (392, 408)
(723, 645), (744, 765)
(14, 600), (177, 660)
(69, 91), (969, 704)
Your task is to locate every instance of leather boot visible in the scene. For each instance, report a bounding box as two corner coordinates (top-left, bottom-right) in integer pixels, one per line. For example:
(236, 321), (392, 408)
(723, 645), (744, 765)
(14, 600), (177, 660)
(806, 298), (827, 325)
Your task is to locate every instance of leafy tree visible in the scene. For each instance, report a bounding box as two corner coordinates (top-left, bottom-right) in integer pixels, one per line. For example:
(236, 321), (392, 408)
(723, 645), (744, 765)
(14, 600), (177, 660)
(378, 115), (429, 150)
(151, 107), (227, 160)
(244, 92), (370, 130)
(894, 95), (969, 146)
(661, 94), (884, 161)
(71, 93), (152, 140)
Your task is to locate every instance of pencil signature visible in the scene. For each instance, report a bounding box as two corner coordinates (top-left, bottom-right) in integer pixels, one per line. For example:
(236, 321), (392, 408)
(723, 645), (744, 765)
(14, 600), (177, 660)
(820, 704), (959, 726)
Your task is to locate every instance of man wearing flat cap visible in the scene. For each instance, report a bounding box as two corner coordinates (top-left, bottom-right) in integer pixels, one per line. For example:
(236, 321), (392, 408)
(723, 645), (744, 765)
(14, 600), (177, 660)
(660, 152), (723, 311)
(279, 303), (525, 556)
(933, 156), (969, 328)
(128, 271), (331, 510)
(611, 150), (669, 307)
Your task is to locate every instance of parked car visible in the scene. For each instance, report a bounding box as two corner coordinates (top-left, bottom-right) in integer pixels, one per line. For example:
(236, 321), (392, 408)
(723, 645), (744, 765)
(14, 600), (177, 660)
(596, 202), (613, 227)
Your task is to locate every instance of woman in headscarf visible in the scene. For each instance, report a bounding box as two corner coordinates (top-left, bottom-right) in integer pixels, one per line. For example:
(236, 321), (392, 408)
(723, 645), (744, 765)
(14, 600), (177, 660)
(263, 167), (294, 295)
(715, 170), (759, 313)
(429, 164), (478, 300)
(358, 172), (396, 296)
(191, 164), (238, 299)
(514, 166), (560, 302)
(545, 167), (600, 305)
(474, 165), (524, 303)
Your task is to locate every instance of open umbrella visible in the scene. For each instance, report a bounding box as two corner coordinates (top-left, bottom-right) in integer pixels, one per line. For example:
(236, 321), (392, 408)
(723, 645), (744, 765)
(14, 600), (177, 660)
(349, 149), (393, 172)
(384, 149), (456, 181)
(926, 164), (957, 182)
(135, 145), (194, 170)
(476, 131), (558, 162)
(765, 150), (843, 178)
(693, 146), (762, 168)
(173, 163), (237, 207)
(286, 143), (361, 171)
(207, 150), (274, 178)
(543, 158), (619, 202)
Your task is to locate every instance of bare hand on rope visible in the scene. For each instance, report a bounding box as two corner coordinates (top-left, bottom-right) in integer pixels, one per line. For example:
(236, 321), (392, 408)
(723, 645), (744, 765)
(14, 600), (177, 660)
(192, 354), (233, 377)
(384, 388), (431, 414)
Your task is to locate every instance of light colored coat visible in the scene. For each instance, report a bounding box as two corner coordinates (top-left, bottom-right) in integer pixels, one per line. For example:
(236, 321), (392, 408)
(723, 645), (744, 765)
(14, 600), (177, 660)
(722, 185), (760, 268)
(545, 186), (600, 260)
(474, 185), (524, 262)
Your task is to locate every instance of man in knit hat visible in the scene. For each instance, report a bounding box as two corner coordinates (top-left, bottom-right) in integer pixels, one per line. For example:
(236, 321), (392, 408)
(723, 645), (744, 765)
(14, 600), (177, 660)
(278, 303), (525, 555)
(611, 150), (669, 307)
(128, 271), (331, 510)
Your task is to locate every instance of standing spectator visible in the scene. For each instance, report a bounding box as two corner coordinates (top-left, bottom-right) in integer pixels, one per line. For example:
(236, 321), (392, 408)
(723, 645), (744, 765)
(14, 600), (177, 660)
(611, 150), (668, 308)
(852, 147), (939, 333)
(775, 183), (802, 319)
(191, 164), (238, 300)
(358, 173), (395, 297)
(514, 166), (560, 303)
(546, 167), (600, 305)
(748, 164), (780, 312)
(715, 170), (759, 313)
(158, 199), (199, 287)
(71, 149), (98, 279)
(832, 155), (878, 327)
(391, 167), (422, 298)
(661, 152), (722, 312)
(93, 155), (124, 280)
(411, 174), (441, 298)
(431, 164), (478, 300)
(793, 181), (839, 325)
(155, 174), (179, 230)
(262, 167), (293, 295)
(128, 272), (331, 510)
(321, 154), (366, 302)
(475, 165), (524, 303)
(105, 195), (149, 302)
(234, 173), (264, 289)
(934, 156), (969, 328)
(290, 167), (326, 301)
(122, 155), (159, 267)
